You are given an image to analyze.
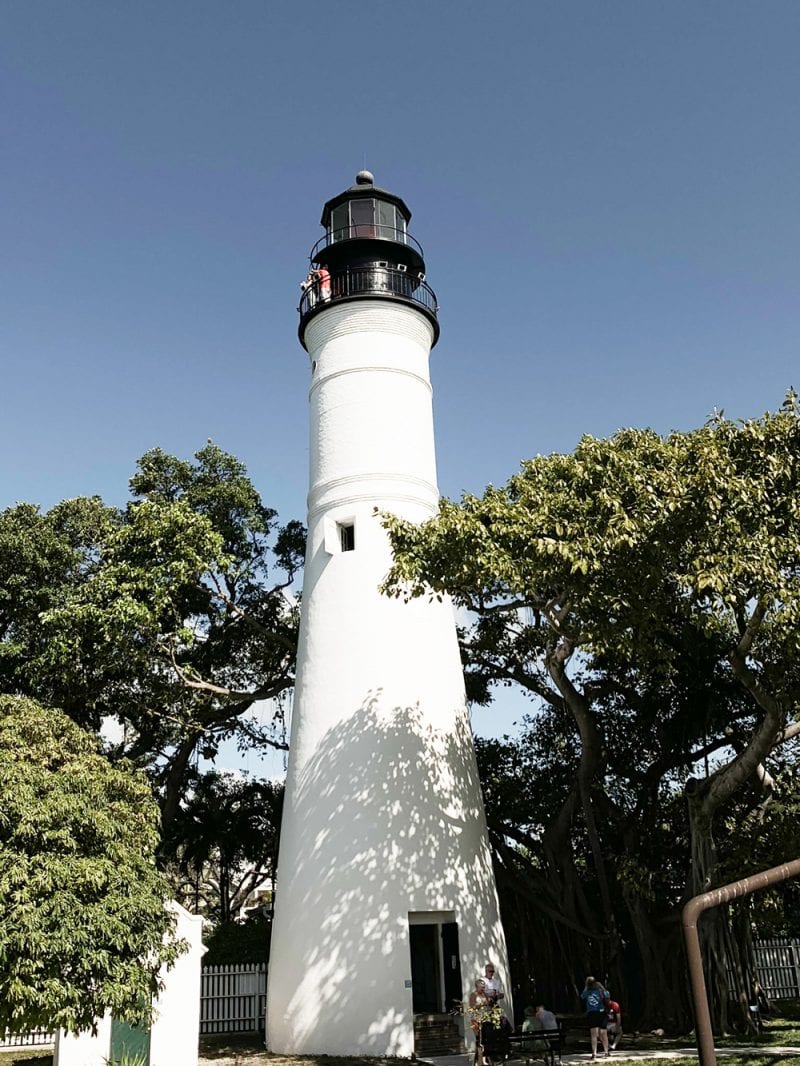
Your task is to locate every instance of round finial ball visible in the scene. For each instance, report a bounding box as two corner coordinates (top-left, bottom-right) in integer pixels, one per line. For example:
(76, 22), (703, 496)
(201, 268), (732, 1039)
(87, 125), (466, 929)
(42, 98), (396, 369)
(355, 169), (374, 185)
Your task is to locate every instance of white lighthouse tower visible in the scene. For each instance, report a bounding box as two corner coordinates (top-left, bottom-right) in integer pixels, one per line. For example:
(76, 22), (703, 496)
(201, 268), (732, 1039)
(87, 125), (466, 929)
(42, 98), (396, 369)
(266, 173), (510, 1057)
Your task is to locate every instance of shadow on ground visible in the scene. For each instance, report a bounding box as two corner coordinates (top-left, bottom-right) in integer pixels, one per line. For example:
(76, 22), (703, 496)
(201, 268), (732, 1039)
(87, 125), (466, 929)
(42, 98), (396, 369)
(200, 1034), (266, 1061)
(0, 1055), (53, 1066)
(199, 1033), (406, 1065)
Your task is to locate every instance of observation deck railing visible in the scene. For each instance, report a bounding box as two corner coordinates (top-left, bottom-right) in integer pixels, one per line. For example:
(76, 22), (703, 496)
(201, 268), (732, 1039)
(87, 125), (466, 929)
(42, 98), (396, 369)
(298, 264), (438, 322)
(309, 225), (425, 262)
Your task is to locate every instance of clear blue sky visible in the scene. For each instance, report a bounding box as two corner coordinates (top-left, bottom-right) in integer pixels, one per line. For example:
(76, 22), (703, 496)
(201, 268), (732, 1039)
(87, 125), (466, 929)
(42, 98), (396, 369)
(3, 1), (799, 761)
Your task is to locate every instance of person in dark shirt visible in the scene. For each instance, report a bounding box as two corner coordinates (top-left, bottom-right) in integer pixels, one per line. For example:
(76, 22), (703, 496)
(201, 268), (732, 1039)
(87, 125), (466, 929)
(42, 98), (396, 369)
(580, 977), (610, 1059)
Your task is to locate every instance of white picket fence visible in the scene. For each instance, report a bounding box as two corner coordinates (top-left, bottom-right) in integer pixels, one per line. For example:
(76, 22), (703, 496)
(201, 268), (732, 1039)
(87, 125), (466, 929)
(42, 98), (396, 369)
(0, 1028), (56, 1050)
(0, 964), (268, 1048)
(753, 937), (800, 999)
(200, 962), (267, 1034)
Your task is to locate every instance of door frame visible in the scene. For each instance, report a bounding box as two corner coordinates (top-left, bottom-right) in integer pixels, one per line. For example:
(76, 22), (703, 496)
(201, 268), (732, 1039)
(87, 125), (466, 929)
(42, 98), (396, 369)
(408, 910), (458, 1014)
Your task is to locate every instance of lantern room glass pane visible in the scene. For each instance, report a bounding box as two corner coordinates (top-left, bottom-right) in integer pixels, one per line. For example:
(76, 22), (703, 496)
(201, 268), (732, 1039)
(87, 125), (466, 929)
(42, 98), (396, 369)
(350, 198), (375, 237)
(377, 200), (395, 240)
(330, 203), (349, 242)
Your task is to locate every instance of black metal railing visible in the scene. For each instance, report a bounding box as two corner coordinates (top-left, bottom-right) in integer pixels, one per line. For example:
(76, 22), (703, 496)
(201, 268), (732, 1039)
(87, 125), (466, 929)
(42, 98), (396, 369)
(309, 225), (425, 261)
(299, 265), (438, 321)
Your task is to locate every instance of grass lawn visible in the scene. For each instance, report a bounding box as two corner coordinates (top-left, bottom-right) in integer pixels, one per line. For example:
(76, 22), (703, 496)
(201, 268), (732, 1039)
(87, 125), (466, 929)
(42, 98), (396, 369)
(0, 1053), (52, 1066)
(655, 1060), (800, 1066)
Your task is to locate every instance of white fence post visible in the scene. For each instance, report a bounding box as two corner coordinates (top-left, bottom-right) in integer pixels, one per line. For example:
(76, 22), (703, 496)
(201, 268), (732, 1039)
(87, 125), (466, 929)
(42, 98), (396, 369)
(0, 1029), (56, 1050)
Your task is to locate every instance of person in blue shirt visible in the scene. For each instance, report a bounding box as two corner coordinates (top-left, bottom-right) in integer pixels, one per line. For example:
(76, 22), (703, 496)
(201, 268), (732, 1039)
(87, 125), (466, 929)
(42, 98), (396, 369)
(580, 977), (610, 1059)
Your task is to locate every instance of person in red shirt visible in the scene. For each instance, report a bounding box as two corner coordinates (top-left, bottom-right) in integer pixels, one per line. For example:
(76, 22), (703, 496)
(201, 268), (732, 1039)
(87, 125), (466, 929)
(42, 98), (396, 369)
(316, 265), (331, 302)
(607, 999), (622, 1050)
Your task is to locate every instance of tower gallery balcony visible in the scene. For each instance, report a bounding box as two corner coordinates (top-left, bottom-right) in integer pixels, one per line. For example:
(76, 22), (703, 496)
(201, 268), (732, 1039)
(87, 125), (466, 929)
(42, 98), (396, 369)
(298, 263), (439, 343)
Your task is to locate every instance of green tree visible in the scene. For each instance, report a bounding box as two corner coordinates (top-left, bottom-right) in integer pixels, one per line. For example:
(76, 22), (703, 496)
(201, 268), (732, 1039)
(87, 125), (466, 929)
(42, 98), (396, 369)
(0, 695), (179, 1036)
(0, 444), (303, 829)
(166, 770), (283, 924)
(383, 397), (800, 1031)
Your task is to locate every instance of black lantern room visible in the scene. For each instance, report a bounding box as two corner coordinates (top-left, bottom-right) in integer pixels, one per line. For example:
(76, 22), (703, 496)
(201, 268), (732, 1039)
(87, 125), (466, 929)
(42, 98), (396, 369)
(298, 171), (439, 349)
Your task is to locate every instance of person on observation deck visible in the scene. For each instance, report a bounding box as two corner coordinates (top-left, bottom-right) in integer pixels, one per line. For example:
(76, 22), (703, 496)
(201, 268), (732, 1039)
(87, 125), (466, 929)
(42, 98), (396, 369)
(316, 264), (331, 302)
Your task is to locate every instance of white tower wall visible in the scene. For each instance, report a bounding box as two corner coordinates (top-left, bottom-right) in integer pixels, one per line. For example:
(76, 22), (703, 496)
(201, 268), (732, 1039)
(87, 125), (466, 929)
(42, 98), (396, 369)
(267, 291), (509, 1052)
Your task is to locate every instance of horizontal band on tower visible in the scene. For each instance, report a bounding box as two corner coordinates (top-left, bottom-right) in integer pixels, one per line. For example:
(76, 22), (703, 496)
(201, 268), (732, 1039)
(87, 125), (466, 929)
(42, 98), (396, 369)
(307, 471), (440, 520)
(309, 362), (433, 399)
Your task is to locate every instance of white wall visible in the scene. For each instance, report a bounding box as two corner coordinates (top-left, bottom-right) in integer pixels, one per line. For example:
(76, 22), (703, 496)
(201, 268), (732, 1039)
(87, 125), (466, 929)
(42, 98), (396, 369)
(149, 903), (205, 1066)
(55, 1015), (112, 1066)
(55, 902), (205, 1066)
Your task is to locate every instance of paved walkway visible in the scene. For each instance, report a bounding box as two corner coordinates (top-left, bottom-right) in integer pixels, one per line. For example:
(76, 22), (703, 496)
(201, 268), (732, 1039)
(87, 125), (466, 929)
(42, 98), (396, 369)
(424, 1048), (800, 1066)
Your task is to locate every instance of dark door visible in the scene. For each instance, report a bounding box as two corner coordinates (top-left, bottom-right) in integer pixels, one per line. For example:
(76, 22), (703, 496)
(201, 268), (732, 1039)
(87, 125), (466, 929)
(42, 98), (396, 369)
(410, 924), (440, 1013)
(441, 922), (462, 1011)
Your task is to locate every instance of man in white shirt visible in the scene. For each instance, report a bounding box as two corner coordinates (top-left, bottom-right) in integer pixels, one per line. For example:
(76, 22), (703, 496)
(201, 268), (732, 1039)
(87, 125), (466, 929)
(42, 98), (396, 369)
(483, 963), (504, 1004)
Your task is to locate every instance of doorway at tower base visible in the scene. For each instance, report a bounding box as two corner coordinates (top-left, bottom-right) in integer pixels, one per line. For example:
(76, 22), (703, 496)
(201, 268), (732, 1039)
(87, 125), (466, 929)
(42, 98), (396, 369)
(409, 911), (462, 1014)
(409, 911), (467, 1058)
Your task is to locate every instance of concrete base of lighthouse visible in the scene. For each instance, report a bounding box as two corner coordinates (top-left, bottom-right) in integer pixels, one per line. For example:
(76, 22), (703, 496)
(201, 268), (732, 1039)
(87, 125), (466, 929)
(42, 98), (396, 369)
(266, 295), (510, 1055)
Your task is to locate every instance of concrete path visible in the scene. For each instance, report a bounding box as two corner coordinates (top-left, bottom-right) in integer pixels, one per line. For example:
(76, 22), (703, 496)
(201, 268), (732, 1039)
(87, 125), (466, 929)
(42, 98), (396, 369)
(424, 1048), (800, 1066)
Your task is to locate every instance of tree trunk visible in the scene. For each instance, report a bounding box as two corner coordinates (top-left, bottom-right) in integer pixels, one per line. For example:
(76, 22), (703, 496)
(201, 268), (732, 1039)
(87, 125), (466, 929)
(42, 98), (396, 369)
(727, 904), (760, 1034)
(686, 780), (732, 1034)
(547, 651), (618, 945)
(624, 889), (687, 1030)
(219, 858), (231, 924)
(159, 731), (201, 833)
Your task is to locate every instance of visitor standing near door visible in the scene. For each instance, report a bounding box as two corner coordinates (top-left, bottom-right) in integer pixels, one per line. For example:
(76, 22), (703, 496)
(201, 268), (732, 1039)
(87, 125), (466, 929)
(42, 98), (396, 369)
(483, 963), (505, 1006)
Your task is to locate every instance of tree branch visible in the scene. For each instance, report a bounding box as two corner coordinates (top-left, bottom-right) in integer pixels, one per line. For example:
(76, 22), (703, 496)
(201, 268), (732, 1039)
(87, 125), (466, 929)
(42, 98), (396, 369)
(204, 574), (297, 654)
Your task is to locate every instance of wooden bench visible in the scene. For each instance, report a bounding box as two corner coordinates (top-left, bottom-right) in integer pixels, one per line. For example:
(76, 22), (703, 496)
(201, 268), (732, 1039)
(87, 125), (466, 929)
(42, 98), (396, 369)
(505, 1023), (565, 1066)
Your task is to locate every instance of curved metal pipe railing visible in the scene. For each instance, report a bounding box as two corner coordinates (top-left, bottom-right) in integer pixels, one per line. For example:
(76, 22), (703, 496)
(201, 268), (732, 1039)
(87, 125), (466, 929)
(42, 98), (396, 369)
(310, 225), (425, 262)
(682, 856), (800, 1066)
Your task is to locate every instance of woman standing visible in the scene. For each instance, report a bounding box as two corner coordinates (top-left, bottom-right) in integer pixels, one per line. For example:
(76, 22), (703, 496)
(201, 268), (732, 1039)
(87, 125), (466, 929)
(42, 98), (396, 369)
(580, 977), (610, 1059)
(468, 978), (496, 1065)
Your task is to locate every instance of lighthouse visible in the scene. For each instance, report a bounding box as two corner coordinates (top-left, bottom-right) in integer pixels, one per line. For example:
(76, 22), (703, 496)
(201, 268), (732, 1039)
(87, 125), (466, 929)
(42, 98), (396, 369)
(266, 173), (510, 1057)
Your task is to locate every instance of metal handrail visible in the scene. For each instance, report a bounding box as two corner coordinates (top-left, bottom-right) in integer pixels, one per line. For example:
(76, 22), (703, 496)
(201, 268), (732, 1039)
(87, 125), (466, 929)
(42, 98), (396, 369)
(309, 225), (424, 261)
(682, 857), (800, 1066)
(298, 265), (438, 321)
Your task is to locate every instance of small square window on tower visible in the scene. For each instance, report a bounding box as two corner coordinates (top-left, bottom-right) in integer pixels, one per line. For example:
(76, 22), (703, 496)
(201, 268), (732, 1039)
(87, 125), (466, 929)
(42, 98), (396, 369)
(339, 522), (355, 552)
(324, 516), (357, 555)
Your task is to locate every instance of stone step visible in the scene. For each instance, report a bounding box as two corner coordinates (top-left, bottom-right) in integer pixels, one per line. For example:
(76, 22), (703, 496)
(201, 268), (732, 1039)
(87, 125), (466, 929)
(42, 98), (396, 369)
(414, 1013), (465, 1056)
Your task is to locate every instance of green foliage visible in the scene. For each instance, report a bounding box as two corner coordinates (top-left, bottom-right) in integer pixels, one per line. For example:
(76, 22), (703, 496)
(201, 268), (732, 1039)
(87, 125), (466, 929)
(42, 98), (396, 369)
(0, 443), (303, 828)
(384, 397), (800, 1025)
(386, 396), (800, 679)
(167, 770), (282, 924)
(0, 696), (179, 1036)
(384, 395), (800, 827)
(203, 913), (271, 964)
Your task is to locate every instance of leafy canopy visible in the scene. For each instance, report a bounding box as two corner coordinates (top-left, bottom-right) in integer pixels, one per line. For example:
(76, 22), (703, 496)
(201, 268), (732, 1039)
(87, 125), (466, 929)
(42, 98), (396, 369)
(384, 395), (800, 723)
(0, 696), (179, 1035)
(383, 397), (800, 1026)
(0, 443), (304, 828)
